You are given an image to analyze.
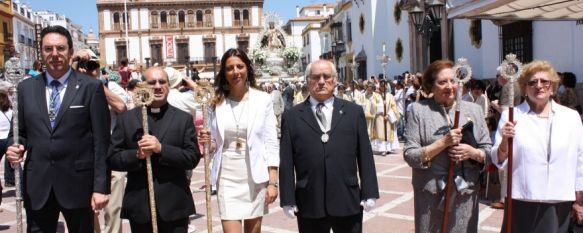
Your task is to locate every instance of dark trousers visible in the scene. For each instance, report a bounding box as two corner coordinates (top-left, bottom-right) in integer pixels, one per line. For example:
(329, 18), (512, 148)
(26, 191), (93, 233)
(501, 199), (571, 233)
(0, 138), (8, 204)
(129, 218), (188, 233)
(297, 213), (363, 233)
(4, 156), (15, 184)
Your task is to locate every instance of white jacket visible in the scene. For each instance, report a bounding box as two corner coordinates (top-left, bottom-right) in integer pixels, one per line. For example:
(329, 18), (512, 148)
(209, 88), (279, 185)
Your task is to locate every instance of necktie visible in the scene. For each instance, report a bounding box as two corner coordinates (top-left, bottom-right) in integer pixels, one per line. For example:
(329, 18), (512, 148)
(316, 103), (327, 130)
(49, 80), (62, 128)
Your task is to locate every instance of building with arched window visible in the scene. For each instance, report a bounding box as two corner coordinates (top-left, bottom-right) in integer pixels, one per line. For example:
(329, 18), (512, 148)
(97, 0), (264, 70)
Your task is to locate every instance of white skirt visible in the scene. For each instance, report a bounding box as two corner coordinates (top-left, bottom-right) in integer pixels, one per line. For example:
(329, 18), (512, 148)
(217, 146), (267, 220)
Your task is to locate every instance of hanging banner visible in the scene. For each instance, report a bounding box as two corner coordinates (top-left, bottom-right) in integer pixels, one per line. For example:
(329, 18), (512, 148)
(166, 35), (174, 58)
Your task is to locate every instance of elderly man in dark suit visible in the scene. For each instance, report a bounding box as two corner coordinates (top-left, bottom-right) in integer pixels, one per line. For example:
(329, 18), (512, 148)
(6, 25), (111, 232)
(279, 59), (379, 233)
(107, 67), (200, 233)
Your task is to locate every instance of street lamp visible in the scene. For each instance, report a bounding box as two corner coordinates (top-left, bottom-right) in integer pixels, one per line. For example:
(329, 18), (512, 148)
(403, 0), (445, 37)
(331, 21), (345, 82)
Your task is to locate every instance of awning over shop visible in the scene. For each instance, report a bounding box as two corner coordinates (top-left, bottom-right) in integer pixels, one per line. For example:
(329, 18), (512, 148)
(448, 0), (583, 21)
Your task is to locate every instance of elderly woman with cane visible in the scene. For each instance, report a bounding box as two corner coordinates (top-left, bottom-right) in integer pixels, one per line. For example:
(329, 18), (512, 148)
(492, 60), (583, 232)
(404, 59), (491, 233)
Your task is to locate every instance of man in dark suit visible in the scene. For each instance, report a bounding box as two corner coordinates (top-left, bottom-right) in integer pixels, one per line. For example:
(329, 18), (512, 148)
(107, 67), (200, 233)
(279, 60), (379, 233)
(6, 25), (111, 232)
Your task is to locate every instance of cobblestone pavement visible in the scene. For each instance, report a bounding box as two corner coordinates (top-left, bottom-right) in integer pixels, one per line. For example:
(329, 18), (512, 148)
(0, 146), (504, 232)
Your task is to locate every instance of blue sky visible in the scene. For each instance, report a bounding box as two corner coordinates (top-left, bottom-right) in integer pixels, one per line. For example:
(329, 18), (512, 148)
(22, 0), (321, 34)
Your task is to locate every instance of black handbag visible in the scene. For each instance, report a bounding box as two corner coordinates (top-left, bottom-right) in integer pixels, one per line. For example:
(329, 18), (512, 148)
(460, 120), (478, 148)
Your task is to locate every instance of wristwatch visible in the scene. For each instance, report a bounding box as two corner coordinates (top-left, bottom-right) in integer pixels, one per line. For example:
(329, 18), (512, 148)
(268, 181), (279, 188)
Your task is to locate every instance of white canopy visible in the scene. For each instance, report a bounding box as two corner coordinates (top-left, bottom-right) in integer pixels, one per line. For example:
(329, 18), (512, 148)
(448, 0), (583, 20)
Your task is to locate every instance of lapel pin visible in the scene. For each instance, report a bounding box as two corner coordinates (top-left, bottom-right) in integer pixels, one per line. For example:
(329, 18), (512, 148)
(75, 84), (79, 89)
(339, 110), (343, 115)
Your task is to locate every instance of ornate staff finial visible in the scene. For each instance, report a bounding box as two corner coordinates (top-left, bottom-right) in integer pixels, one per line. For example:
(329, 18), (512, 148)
(194, 79), (213, 105)
(452, 57), (472, 84)
(500, 53), (522, 82)
(133, 82), (155, 107)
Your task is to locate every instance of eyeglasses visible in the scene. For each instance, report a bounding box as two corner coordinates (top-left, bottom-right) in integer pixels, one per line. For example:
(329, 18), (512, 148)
(145, 79), (168, 85)
(527, 79), (551, 87)
(309, 74), (333, 81)
(42, 45), (69, 53)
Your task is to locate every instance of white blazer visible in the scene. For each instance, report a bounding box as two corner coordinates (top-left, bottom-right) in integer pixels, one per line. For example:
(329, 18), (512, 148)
(209, 88), (279, 186)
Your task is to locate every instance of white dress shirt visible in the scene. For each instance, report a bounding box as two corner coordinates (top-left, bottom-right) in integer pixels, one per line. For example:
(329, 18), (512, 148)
(309, 96), (334, 132)
(45, 69), (72, 110)
(492, 100), (583, 202)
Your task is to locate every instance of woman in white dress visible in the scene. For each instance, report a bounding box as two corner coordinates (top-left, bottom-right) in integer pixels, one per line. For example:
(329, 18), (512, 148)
(198, 48), (279, 233)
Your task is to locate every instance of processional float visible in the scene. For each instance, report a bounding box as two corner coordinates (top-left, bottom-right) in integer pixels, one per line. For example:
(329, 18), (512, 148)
(441, 57), (472, 233)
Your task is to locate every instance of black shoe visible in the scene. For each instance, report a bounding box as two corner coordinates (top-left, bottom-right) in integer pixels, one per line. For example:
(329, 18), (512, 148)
(4, 182), (14, 187)
(211, 190), (217, 195)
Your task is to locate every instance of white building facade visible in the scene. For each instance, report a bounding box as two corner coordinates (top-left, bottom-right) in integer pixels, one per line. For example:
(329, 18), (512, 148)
(97, 0), (265, 69)
(35, 10), (87, 52)
(284, 3), (335, 70)
(325, 0), (411, 82)
(11, 0), (38, 69)
(452, 19), (583, 82)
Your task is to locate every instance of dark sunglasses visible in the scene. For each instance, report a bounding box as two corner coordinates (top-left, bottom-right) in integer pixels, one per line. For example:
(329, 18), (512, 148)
(527, 79), (551, 87)
(145, 79), (168, 85)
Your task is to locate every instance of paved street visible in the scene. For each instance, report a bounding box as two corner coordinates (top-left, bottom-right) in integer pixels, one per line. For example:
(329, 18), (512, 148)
(0, 147), (504, 232)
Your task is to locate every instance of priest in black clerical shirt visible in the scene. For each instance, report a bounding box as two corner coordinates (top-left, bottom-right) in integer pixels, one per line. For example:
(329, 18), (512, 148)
(107, 67), (201, 233)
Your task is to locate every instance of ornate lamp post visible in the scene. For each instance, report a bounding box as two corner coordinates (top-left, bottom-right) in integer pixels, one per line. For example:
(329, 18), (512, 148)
(405, 0), (445, 38)
(399, 0), (447, 71)
(331, 21), (345, 82)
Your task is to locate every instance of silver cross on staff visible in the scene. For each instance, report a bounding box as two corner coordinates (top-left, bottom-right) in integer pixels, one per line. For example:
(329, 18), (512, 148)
(499, 53), (523, 233)
(132, 83), (159, 233)
(442, 57), (473, 233)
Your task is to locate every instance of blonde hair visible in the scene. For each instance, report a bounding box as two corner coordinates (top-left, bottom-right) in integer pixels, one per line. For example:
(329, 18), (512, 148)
(517, 60), (560, 95)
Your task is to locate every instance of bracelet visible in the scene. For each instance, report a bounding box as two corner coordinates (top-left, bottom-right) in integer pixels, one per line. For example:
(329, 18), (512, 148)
(421, 147), (431, 163)
(268, 181), (279, 188)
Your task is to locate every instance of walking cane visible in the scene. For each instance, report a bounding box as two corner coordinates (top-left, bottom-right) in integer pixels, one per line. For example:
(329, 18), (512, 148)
(441, 58), (472, 233)
(499, 54), (522, 233)
(5, 57), (24, 233)
(133, 84), (158, 233)
(194, 79), (214, 232)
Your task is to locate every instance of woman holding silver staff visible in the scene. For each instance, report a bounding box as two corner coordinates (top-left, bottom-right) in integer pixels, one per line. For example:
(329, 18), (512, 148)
(403, 60), (491, 233)
(197, 48), (279, 233)
(492, 60), (583, 232)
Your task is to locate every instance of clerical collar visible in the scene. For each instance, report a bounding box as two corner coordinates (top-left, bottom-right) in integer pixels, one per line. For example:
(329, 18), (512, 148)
(148, 104), (168, 115)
